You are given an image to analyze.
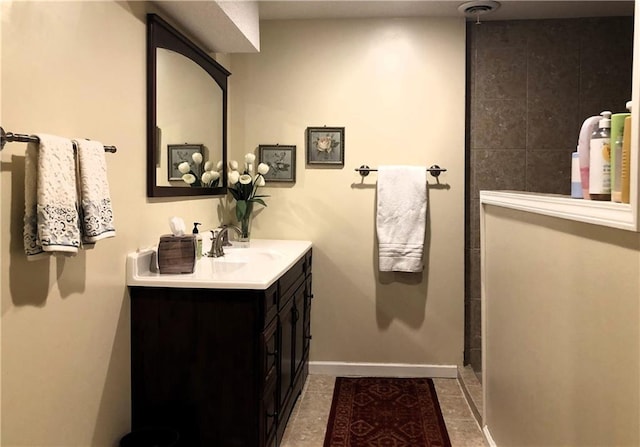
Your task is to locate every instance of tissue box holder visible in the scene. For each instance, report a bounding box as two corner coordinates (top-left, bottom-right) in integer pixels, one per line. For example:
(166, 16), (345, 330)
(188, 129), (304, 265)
(157, 235), (196, 274)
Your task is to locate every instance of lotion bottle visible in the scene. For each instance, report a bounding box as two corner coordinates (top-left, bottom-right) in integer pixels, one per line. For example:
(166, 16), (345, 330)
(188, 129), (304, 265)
(611, 106), (631, 202)
(192, 222), (202, 260)
(577, 115), (601, 200)
(621, 101), (632, 204)
(571, 150), (582, 198)
(589, 111), (612, 200)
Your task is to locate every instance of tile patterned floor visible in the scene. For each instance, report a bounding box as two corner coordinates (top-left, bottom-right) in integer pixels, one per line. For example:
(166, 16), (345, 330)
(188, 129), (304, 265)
(281, 375), (487, 447)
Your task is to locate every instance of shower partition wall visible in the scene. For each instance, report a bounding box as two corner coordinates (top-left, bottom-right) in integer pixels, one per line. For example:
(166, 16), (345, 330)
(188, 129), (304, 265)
(465, 16), (633, 378)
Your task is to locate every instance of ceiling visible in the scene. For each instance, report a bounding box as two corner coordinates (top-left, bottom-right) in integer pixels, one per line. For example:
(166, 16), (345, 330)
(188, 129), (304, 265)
(151, 0), (634, 54)
(258, 1), (634, 22)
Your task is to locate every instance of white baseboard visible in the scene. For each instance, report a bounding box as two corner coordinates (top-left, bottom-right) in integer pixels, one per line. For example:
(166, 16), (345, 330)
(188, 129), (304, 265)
(308, 361), (458, 378)
(483, 425), (497, 447)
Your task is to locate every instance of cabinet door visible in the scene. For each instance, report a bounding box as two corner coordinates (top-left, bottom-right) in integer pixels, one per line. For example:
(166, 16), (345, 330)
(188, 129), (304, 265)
(279, 297), (294, 407)
(303, 274), (313, 356)
(293, 285), (305, 377)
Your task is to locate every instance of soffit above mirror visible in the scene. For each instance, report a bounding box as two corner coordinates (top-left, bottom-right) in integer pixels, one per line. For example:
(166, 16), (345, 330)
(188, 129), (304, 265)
(151, 1), (260, 53)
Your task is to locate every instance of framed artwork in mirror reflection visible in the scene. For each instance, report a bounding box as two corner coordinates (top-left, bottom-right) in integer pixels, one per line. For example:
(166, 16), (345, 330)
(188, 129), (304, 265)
(168, 143), (203, 181)
(306, 126), (345, 166)
(258, 145), (296, 183)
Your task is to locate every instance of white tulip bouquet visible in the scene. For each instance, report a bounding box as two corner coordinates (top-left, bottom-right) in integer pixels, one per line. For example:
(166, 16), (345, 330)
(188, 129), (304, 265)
(178, 152), (222, 188)
(228, 153), (270, 239)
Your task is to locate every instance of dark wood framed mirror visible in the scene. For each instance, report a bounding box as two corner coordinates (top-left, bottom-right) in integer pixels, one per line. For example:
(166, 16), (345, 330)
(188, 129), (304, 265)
(147, 14), (230, 197)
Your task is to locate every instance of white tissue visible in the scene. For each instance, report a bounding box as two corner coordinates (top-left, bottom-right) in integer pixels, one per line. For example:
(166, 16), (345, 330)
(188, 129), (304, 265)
(169, 217), (186, 236)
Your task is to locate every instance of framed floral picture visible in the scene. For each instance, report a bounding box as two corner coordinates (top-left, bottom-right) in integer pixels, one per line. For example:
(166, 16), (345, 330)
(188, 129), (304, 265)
(306, 126), (345, 166)
(168, 143), (203, 180)
(258, 145), (296, 183)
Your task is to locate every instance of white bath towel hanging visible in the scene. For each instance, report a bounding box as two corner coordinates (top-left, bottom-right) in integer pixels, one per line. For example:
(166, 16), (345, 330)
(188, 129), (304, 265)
(376, 165), (427, 273)
(23, 134), (80, 259)
(23, 142), (47, 259)
(74, 138), (116, 244)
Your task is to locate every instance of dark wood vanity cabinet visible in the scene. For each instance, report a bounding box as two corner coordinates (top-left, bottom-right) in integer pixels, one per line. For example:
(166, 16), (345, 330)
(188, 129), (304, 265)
(129, 249), (312, 447)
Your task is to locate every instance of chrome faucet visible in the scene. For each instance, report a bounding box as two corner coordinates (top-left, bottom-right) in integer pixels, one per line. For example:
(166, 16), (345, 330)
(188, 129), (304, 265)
(208, 225), (242, 258)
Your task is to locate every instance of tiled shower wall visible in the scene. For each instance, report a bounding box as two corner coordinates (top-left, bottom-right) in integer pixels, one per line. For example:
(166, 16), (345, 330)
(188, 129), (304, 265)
(465, 17), (633, 376)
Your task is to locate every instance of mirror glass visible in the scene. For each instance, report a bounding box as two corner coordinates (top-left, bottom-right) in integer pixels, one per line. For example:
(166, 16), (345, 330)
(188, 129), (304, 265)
(147, 14), (229, 197)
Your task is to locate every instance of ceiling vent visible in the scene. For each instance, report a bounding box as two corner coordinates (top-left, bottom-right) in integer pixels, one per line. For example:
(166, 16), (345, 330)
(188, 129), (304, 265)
(458, 1), (501, 22)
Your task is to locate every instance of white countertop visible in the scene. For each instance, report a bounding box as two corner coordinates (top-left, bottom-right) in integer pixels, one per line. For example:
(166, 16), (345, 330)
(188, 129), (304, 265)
(126, 239), (312, 290)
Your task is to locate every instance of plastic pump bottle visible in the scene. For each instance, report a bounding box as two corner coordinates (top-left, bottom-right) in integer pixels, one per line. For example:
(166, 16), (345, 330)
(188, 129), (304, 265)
(192, 222), (202, 260)
(589, 111), (612, 200)
(621, 101), (633, 204)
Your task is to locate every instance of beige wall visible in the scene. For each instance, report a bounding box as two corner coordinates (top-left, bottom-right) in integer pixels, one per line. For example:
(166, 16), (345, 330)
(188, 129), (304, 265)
(0, 4), (465, 445)
(483, 205), (640, 446)
(0, 2), (224, 445)
(229, 19), (466, 365)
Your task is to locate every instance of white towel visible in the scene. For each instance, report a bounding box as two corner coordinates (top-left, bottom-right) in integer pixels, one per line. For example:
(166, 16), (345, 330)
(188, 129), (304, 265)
(376, 165), (427, 273)
(23, 134), (80, 259)
(23, 143), (46, 259)
(74, 139), (116, 243)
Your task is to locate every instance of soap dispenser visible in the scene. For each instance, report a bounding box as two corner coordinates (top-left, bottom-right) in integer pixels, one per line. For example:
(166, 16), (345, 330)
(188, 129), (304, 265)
(192, 222), (202, 260)
(589, 111), (612, 201)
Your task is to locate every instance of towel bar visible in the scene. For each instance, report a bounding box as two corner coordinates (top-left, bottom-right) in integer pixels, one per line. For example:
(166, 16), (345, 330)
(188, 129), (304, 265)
(0, 126), (117, 153)
(355, 164), (447, 178)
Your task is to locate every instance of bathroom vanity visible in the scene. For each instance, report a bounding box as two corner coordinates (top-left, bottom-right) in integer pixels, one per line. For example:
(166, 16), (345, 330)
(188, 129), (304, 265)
(126, 240), (313, 447)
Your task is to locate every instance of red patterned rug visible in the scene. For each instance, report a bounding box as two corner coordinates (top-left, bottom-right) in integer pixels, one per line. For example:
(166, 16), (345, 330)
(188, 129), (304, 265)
(323, 377), (451, 447)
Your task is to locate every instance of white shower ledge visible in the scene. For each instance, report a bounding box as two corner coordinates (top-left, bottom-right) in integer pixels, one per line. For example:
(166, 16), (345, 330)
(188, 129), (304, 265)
(480, 190), (636, 231)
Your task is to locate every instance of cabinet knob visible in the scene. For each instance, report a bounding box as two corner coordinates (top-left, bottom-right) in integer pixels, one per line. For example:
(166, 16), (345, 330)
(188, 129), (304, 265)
(267, 349), (278, 357)
(266, 411), (278, 419)
(305, 335), (313, 340)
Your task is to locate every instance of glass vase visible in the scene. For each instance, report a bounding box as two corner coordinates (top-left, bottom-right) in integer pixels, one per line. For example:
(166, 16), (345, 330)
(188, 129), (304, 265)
(237, 213), (252, 248)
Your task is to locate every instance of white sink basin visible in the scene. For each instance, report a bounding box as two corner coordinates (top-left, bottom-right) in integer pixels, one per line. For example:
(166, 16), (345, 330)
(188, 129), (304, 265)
(126, 239), (312, 290)
(213, 247), (284, 264)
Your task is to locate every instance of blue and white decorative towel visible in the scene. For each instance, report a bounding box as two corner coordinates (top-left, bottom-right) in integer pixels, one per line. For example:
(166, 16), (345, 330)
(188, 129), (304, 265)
(376, 165), (427, 273)
(74, 138), (115, 244)
(24, 134), (80, 259)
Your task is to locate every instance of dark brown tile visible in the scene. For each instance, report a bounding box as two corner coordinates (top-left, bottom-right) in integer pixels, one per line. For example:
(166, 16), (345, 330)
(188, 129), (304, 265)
(527, 96), (580, 151)
(525, 150), (572, 195)
(469, 198), (480, 250)
(471, 100), (527, 150)
(579, 17), (633, 54)
(469, 298), (482, 349)
(467, 249), (480, 301)
(464, 295), (472, 353)
(476, 46), (527, 100)
(526, 33), (581, 151)
(579, 18), (633, 105)
(527, 46), (579, 102)
(475, 21), (528, 48)
(473, 149), (526, 195)
(468, 349), (482, 374)
(469, 152), (478, 199)
(525, 19), (581, 52)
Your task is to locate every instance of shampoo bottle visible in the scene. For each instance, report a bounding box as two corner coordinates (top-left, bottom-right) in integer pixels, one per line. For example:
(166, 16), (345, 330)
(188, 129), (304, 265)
(577, 115), (601, 200)
(622, 101), (632, 204)
(193, 222), (202, 260)
(611, 105), (631, 203)
(588, 111), (612, 200)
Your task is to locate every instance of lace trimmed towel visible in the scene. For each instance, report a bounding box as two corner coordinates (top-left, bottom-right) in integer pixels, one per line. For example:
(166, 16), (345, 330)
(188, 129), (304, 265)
(24, 134), (80, 260)
(376, 165), (427, 273)
(74, 138), (115, 243)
